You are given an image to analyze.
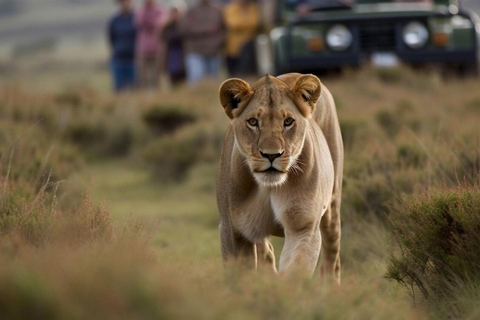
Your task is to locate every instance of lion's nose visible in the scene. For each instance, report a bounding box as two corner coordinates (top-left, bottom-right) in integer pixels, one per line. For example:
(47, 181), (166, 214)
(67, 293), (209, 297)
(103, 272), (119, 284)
(260, 151), (284, 163)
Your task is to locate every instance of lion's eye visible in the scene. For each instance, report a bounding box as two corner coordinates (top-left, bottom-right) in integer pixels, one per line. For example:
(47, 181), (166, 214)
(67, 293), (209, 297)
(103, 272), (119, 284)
(284, 118), (295, 127)
(247, 118), (258, 127)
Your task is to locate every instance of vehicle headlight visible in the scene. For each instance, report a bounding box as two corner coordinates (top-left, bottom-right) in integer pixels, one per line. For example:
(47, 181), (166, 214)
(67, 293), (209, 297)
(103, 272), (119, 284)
(403, 22), (429, 49)
(326, 25), (353, 51)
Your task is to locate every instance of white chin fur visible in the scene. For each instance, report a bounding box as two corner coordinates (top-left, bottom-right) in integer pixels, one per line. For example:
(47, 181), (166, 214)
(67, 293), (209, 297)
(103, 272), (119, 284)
(253, 172), (288, 187)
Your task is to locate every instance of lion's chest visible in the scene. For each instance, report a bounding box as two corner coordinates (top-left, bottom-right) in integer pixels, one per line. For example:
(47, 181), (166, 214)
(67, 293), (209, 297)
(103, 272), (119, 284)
(230, 191), (280, 242)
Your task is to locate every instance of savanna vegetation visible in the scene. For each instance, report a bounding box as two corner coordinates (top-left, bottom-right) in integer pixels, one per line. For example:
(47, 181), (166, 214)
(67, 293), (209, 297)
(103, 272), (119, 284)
(1, 66), (480, 319)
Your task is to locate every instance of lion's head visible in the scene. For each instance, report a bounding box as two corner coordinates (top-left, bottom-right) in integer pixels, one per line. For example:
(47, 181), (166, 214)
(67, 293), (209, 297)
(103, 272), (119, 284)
(219, 74), (322, 187)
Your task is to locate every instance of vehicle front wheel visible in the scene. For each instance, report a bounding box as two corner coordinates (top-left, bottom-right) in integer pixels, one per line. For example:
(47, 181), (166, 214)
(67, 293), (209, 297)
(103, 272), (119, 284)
(457, 62), (480, 77)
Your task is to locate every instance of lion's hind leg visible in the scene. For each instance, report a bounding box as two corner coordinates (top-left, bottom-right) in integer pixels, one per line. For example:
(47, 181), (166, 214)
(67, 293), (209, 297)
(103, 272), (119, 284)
(319, 197), (341, 284)
(256, 238), (277, 273)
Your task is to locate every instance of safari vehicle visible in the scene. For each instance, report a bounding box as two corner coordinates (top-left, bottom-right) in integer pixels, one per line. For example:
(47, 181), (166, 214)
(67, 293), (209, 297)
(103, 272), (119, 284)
(256, 0), (480, 75)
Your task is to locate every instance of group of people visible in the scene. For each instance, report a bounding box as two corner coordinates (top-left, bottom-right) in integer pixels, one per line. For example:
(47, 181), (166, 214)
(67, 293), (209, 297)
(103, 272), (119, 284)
(108, 0), (266, 92)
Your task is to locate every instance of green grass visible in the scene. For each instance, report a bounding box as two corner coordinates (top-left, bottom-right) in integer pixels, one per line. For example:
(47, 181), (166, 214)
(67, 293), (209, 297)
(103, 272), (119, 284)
(78, 160), (220, 262)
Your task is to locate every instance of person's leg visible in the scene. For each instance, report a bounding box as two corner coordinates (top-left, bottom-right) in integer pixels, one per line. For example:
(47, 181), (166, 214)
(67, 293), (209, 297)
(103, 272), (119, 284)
(170, 72), (183, 87)
(124, 60), (136, 90)
(226, 56), (238, 77)
(111, 60), (122, 92)
(186, 53), (205, 83)
(206, 55), (221, 79)
(238, 41), (256, 76)
(144, 56), (160, 89)
(147, 57), (157, 89)
(137, 56), (148, 89)
(112, 60), (134, 92)
(153, 46), (166, 88)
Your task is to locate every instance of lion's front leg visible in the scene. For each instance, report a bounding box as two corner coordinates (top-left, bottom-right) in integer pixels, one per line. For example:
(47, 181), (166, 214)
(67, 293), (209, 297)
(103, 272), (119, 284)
(220, 222), (256, 268)
(279, 220), (322, 276)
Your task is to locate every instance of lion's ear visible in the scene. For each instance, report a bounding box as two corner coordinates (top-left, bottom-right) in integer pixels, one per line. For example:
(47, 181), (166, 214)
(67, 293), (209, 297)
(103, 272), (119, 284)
(291, 74), (321, 117)
(219, 78), (253, 119)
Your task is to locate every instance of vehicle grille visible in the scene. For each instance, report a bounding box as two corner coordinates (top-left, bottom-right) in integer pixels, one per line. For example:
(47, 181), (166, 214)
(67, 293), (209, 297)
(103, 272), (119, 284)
(358, 21), (396, 52)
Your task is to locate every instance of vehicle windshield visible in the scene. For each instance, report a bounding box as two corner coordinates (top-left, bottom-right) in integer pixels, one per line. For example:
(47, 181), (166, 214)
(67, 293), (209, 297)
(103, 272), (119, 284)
(302, 0), (435, 10)
(356, 0), (433, 3)
(307, 0), (434, 11)
(304, 0), (435, 7)
(283, 0), (440, 17)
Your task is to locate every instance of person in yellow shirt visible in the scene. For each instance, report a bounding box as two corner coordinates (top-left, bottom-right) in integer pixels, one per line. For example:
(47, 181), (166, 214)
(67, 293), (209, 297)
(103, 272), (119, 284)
(224, 0), (260, 76)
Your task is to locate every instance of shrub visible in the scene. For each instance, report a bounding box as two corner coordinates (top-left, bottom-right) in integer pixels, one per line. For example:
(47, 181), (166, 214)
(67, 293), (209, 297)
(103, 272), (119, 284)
(339, 118), (369, 151)
(105, 126), (135, 156)
(387, 186), (480, 315)
(343, 173), (395, 219)
(65, 121), (107, 147)
(396, 142), (427, 168)
(0, 174), (114, 246)
(143, 125), (224, 181)
(54, 91), (83, 108)
(375, 109), (401, 138)
(451, 148), (480, 184)
(395, 99), (416, 116)
(0, 127), (82, 184)
(371, 66), (439, 91)
(64, 117), (136, 157)
(53, 88), (99, 109)
(143, 105), (196, 135)
(375, 68), (403, 85)
(463, 97), (480, 112)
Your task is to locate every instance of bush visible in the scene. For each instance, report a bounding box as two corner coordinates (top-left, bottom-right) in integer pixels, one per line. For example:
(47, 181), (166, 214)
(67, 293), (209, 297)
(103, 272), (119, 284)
(143, 125), (224, 181)
(375, 109), (401, 138)
(143, 105), (196, 135)
(54, 91), (83, 108)
(387, 186), (480, 316)
(463, 97), (480, 112)
(0, 174), (114, 246)
(65, 121), (107, 146)
(53, 88), (99, 109)
(375, 107), (420, 139)
(343, 173), (395, 219)
(450, 148), (480, 184)
(339, 118), (370, 151)
(396, 142), (427, 168)
(0, 128), (82, 184)
(375, 68), (404, 85)
(63, 117), (136, 157)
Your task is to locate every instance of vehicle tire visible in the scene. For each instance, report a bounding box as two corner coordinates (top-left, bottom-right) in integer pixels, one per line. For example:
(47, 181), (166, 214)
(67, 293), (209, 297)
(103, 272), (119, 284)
(459, 63), (479, 77)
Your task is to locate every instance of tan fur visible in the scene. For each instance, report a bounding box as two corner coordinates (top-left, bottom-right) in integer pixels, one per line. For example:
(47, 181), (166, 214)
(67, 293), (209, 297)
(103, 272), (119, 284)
(217, 73), (343, 282)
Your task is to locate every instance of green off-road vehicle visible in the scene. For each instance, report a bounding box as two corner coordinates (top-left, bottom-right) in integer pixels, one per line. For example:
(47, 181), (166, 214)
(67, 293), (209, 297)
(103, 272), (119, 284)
(256, 0), (480, 74)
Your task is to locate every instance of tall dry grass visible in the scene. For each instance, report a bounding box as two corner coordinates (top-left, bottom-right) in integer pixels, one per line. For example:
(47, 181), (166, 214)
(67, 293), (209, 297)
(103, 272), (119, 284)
(0, 67), (479, 318)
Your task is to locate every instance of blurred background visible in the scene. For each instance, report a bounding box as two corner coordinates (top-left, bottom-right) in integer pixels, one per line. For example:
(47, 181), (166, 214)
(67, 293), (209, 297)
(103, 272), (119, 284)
(1, 1), (480, 319)
(0, 0), (479, 90)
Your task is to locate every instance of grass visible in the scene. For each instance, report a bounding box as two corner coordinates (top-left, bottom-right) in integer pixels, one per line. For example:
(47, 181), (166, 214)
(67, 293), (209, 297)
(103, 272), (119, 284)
(1, 65), (480, 318)
(77, 160), (220, 262)
(387, 186), (480, 318)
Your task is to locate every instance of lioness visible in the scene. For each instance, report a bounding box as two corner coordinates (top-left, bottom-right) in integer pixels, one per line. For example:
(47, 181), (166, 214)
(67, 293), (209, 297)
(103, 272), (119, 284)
(217, 73), (343, 282)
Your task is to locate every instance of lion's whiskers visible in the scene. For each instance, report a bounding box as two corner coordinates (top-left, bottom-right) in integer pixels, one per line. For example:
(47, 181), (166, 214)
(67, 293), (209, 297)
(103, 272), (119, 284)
(289, 159), (305, 175)
(241, 158), (251, 170)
